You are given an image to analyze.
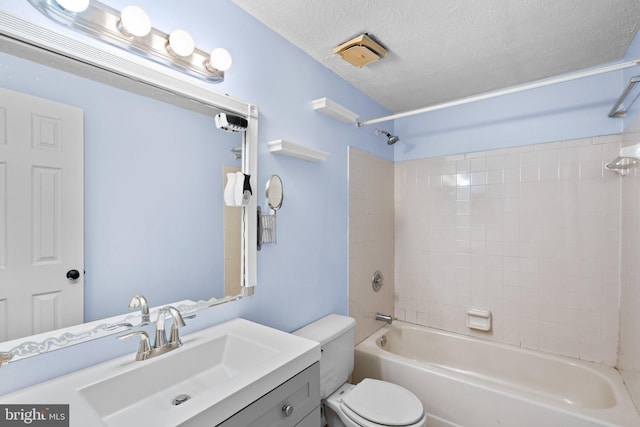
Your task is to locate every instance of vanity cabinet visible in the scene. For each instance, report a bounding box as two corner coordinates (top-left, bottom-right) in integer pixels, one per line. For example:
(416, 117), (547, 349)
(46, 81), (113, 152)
(216, 363), (320, 427)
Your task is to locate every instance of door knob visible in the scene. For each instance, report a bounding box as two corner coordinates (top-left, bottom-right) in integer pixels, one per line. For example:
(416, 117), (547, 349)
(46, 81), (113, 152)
(66, 269), (80, 280)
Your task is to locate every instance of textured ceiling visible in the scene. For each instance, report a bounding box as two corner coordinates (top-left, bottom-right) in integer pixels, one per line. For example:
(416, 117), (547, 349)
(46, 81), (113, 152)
(232, 0), (640, 113)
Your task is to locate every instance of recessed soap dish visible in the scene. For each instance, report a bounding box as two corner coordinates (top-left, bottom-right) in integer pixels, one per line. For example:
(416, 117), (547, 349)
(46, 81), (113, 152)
(466, 308), (492, 331)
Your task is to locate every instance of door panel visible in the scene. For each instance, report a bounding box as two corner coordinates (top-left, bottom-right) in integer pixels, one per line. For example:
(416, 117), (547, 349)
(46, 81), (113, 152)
(0, 87), (83, 341)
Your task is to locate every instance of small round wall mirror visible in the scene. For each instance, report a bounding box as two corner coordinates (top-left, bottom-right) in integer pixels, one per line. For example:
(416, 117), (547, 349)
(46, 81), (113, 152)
(265, 175), (283, 211)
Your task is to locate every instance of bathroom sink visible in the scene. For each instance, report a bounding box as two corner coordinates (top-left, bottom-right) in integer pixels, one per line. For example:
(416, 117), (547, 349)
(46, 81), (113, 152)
(80, 332), (279, 424)
(2, 318), (320, 427)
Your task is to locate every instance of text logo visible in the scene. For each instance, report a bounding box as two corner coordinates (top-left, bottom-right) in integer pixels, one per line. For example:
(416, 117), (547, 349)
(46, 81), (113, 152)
(1, 405), (69, 426)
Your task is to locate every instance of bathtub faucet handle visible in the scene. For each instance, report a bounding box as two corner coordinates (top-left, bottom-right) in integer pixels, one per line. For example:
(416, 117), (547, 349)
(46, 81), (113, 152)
(375, 313), (393, 324)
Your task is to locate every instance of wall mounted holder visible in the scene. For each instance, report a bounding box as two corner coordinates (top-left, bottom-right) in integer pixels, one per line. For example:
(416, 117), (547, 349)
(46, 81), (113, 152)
(312, 97), (359, 124)
(608, 75), (640, 118)
(268, 139), (330, 162)
(257, 175), (283, 250)
(466, 308), (492, 331)
(605, 142), (640, 176)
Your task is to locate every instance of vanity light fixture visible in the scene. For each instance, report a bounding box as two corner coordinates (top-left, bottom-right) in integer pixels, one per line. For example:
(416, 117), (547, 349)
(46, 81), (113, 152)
(118, 5), (151, 37)
(207, 47), (233, 72)
(28, 0), (231, 83)
(167, 29), (195, 58)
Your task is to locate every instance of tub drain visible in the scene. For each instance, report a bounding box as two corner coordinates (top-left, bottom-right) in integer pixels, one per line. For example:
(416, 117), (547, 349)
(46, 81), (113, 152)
(172, 394), (191, 406)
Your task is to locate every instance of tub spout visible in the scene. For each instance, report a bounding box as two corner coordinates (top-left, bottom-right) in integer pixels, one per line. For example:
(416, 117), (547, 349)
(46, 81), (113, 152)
(375, 313), (392, 324)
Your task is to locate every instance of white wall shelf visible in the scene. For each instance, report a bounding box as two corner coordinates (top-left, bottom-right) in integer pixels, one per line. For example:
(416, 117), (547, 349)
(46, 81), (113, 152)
(267, 139), (330, 162)
(312, 97), (359, 124)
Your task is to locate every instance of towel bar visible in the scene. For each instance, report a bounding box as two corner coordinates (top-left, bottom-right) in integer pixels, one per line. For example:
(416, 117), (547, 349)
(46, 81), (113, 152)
(609, 75), (640, 118)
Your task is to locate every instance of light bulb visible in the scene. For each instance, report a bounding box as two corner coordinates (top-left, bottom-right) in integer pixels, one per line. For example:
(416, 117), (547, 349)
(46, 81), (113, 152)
(167, 30), (195, 58)
(55, 0), (90, 13)
(207, 48), (232, 72)
(119, 6), (151, 37)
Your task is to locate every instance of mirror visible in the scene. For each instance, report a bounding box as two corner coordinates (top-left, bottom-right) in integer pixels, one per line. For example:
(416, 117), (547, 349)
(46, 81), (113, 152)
(258, 175), (283, 249)
(0, 9), (257, 361)
(266, 175), (284, 211)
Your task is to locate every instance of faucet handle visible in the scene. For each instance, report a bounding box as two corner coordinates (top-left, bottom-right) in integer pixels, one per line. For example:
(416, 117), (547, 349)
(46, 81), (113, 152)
(168, 309), (190, 347)
(154, 306), (185, 349)
(169, 313), (195, 347)
(118, 331), (151, 361)
(169, 323), (182, 347)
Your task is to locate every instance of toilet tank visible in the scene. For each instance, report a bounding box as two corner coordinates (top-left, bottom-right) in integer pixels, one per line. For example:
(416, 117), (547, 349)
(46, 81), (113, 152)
(294, 314), (356, 399)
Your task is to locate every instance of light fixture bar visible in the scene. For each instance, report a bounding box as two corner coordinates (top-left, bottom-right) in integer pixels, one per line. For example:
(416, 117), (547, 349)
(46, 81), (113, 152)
(27, 0), (228, 83)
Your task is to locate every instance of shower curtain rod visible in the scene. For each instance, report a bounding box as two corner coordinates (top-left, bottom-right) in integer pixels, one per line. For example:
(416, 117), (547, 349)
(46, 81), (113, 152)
(356, 58), (640, 127)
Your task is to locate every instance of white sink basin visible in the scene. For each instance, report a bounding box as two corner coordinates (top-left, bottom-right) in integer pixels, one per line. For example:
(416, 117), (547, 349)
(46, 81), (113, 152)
(2, 318), (320, 427)
(80, 332), (279, 424)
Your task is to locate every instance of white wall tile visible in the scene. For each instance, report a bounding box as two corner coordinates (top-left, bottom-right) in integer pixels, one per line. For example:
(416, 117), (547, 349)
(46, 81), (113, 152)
(618, 123), (640, 409)
(349, 148), (395, 344)
(395, 137), (621, 365)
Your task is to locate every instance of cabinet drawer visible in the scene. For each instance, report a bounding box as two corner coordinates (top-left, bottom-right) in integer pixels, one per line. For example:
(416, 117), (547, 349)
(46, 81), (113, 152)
(217, 362), (320, 427)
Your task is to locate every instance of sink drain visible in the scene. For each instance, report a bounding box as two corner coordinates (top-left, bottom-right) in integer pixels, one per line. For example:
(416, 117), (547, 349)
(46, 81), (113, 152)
(172, 394), (191, 406)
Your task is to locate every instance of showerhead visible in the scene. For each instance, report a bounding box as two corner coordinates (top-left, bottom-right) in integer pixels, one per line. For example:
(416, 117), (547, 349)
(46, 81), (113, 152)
(375, 129), (400, 145)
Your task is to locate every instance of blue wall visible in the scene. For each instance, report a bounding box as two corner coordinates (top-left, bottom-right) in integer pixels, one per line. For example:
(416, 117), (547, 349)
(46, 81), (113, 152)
(0, 0), (390, 395)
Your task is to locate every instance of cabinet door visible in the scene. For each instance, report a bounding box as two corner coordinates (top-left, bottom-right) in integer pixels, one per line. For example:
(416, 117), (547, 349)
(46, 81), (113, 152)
(217, 363), (320, 427)
(294, 406), (321, 427)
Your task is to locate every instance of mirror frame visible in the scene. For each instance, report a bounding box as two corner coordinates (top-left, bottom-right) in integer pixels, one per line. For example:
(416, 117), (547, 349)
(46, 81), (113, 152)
(0, 9), (258, 362)
(266, 175), (284, 211)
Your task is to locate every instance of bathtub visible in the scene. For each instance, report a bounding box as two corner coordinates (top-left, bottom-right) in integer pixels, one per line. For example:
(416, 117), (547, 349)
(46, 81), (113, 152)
(353, 321), (640, 427)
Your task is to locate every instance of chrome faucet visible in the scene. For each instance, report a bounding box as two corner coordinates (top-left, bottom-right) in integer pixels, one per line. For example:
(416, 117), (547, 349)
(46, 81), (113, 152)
(154, 306), (186, 349)
(375, 313), (393, 324)
(119, 305), (187, 361)
(118, 331), (151, 361)
(128, 294), (150, 324)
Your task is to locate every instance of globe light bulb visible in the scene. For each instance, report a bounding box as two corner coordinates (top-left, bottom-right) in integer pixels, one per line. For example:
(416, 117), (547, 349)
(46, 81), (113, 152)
(208, 48), (232, 72)
(55, 0), (90, 13)
(167, 30), (195, 57)
(119, 5), (151, 37)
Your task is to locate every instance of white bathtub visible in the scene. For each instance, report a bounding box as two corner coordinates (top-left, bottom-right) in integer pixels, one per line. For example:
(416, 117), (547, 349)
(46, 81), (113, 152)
(353, 321), (640, 427)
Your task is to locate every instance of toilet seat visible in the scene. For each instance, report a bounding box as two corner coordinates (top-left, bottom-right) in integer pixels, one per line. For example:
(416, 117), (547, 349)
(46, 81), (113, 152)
(341, 404), (426, 427)
(326, 379), (426, 427)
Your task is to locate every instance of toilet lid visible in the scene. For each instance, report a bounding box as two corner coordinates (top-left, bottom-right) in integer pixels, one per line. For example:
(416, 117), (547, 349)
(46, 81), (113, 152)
(341, 379), (424, 426)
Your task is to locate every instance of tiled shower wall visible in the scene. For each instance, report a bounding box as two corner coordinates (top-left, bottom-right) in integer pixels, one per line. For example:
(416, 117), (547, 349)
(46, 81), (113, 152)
(349, 148), (395, 344)
(394, 136), (622, 365)
(619, 116), (640, 407)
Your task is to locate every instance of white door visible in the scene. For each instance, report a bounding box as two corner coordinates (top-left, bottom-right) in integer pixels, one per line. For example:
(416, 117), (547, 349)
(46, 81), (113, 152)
(0, 87), (83, 342)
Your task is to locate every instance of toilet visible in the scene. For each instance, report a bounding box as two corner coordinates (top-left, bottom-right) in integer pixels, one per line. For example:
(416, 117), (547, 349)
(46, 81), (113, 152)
(295, 314), (427, 427)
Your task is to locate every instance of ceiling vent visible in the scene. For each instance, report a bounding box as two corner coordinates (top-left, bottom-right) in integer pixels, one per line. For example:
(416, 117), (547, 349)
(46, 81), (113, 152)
(333, 33), (387, 68)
